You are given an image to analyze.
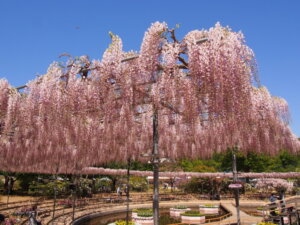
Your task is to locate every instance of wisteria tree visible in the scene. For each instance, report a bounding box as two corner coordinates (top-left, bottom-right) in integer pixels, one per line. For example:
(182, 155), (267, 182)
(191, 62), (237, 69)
(1, 22), (299, 225)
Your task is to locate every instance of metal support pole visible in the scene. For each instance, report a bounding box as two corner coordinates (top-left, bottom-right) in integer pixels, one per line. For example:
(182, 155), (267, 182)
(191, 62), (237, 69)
(232, 152), (241, 225)
(126, 158), (131, 225)
(72, 175), (77, 222)
(52, 175), (57, 225)
(6, 177), (10, 207)
(152, 109), (159, 225)
(280, 216), (284, 225)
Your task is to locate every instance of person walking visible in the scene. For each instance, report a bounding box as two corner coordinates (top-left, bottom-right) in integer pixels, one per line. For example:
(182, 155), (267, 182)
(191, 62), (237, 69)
(269, 192), (278, 216)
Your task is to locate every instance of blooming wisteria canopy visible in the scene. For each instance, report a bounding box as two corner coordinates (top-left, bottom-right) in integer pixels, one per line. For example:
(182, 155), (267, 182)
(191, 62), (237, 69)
(255, 178), (293, 193)
(0, 22), (299, 174)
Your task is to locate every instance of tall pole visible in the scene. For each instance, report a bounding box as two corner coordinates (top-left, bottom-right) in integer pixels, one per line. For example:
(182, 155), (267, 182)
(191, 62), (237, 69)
(126, 158), (131, 225)
(52, 175), (57, 225)
(6, 176), (11, 207)
(232, 151), (241, 225)
(152, 109), (159, 225)
(72, 175), (77, 222)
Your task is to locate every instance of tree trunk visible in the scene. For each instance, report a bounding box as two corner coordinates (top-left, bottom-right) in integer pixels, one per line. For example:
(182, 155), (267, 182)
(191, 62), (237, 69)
(152, 109), (159, 225)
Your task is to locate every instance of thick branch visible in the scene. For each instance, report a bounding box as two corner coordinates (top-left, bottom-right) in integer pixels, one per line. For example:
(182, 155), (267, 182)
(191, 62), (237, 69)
(178, 56), (188, 67)
(169, 29), (178, 43)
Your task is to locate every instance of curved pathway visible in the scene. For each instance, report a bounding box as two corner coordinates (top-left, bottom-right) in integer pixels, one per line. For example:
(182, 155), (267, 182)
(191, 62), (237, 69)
(1, 194), (271, 225)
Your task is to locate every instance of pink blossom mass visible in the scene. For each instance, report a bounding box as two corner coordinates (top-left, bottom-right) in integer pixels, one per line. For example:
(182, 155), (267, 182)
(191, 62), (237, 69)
(0, 22), (299, 174)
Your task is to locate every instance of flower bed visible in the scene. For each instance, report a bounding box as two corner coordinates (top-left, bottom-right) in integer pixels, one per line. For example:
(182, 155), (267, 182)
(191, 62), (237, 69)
(4, 216), (21, 225)
(108, 220), (139, 225)
(199, 204), (219, 214)
(170, 206), (191, 217)
(132, 208), (152, 218)
(132, 211), (153, 225)
(256, 207), (268, 216)
(181, 211), (205, 224)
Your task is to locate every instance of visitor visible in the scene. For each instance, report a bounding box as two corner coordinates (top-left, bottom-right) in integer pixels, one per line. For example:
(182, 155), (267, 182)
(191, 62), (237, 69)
(269, 192), (278, 216)
(29, 212), (38, 225)
(163, 183), (169, 189)
(117, 186), (122, 196)
(124, 185), (129, 195)
(0, 214), (5, 224)
(278, 191), (286, 213)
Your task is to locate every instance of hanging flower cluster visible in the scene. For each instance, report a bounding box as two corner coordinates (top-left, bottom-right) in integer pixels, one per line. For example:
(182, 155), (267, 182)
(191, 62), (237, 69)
(255, 178), (293, 193)
(0, 22), (299, 174)
(0, 79), (11, 135)
(80, 167), (300, 179)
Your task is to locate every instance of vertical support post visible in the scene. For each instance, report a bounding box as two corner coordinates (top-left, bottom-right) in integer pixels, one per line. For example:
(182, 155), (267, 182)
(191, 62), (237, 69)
(152, 109), (159, 225)
(72, 175), (77, 222)
(280, 216), (284, 225)
(126, 158), (131, 225)
(6, 176), (10, 207)
(52, 175), (57, 225)
(232, 151), (241, 225)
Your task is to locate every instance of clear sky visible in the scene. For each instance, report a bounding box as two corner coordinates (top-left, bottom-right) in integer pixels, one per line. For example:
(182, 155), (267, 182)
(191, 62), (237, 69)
(0, 0), (299, 137)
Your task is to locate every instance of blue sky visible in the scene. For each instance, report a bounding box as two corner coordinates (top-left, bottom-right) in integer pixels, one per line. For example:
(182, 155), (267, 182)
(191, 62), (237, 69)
(0, 0), (299, 137)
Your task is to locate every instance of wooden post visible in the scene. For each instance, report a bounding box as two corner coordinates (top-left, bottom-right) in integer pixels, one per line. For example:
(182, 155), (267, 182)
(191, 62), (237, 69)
(232, 152), (241, 225)
(152, 109), (159, 225)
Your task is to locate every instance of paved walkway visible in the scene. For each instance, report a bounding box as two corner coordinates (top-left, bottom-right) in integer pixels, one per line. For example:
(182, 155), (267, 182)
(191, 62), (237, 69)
(72, 199), (266, 225)
(221, 202), (263, 225)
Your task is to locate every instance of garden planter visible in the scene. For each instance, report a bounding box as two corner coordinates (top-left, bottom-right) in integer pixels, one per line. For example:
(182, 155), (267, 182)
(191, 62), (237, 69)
(169, 207), (191, 217)
(256, 208), (268, 216)
(109, 223), (141, 225)
(199, 205), (219, 214)
(181, 215), (205, 224)
(132, 216), (153, 225)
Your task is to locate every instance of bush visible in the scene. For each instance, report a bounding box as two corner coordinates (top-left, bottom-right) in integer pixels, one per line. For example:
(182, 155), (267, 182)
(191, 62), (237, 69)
(203, 204), (218, 208)
(257, 223), (276, 225)
(132, 208), (152, 213)
(130, 176), (148, 192)
(181, 211), (204, 217)
(174, 205), (187, 209)
(137, 211), (153, 217)
(0, 176), (3, 191)
(179, 177), (232, 195)
(28, 180), (69, 196)
(114, 220), (136, 225)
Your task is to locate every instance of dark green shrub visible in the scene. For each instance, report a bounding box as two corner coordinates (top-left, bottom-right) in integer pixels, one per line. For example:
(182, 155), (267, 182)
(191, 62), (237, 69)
(181, 211), (204, 217)
(174, 205), (187, 209)
(137, 211), (153, 217)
